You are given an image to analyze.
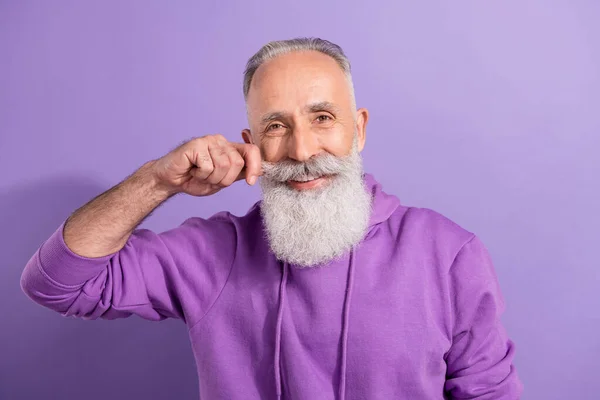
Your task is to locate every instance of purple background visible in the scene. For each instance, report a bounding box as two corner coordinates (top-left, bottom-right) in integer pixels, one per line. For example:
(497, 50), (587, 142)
(1, 1), (598, 399)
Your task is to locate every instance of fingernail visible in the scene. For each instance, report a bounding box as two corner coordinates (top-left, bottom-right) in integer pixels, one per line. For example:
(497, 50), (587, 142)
(249, 176), (257, 185)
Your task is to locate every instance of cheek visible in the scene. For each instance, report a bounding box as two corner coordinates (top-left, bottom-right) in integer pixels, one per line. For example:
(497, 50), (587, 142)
(320, 129), (354, 157)
(260, 137), (286, 162)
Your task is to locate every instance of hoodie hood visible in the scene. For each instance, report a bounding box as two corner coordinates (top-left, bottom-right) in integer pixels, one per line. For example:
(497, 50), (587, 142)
(364, 173), (401, 229)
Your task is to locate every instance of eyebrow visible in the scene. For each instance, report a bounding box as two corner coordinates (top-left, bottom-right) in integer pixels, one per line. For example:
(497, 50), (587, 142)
(259, 101), (340, 126)
(260, 111), (287, 125)
(306, 101), (340, 114)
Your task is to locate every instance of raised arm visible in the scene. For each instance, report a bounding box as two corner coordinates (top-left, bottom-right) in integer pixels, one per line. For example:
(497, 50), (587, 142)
(21, 135), (261, 322)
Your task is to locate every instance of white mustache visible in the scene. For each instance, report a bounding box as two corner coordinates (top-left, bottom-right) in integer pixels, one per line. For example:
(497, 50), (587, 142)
(261, 152), (354, 183)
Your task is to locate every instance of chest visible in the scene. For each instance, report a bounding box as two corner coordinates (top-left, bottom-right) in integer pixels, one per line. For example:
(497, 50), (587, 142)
(191, 251), (452, 399)
(219, 251), (452, 369)
(279, 259), (452, 366)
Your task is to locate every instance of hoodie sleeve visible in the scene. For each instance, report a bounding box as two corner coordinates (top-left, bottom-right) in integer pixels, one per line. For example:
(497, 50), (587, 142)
(443, 235), (523, 399)
(20, 215), (236, 324)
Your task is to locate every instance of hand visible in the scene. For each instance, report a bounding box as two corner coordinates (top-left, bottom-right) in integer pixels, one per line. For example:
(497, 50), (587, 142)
(151, 135), (262, 197)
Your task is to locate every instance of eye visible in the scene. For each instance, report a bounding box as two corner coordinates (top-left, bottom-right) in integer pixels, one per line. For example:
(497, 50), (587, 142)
(316, 114), (332, 122)
(267, 123), (284, 131)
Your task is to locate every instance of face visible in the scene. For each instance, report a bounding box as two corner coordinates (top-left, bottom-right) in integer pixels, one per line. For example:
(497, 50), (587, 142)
(242, 50), (368, 191)
(242, 50), (372, 267)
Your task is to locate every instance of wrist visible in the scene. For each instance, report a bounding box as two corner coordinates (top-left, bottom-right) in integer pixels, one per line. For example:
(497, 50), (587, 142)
(136, 160), (180, 200)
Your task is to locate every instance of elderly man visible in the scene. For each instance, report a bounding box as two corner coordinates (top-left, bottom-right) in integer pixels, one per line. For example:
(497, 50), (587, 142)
(21, 38), (522, 399)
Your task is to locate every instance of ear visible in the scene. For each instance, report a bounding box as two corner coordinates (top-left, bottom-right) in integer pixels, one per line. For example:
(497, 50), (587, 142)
(241, 128), (253, 144)
(355, 108), (369, 152)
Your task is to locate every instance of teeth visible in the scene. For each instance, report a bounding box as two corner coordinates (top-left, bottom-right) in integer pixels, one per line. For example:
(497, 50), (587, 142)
(294, 175), (320, 182)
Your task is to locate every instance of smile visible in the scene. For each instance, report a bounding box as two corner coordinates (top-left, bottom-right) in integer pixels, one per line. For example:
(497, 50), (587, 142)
(287, 175), (332, 191)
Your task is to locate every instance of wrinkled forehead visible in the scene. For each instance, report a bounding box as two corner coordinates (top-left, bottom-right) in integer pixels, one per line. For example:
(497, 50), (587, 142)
(246, 51), (352, 118)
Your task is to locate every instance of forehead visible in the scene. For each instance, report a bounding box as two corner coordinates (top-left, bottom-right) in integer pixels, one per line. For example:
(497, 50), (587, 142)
(246, 51), (351, 114)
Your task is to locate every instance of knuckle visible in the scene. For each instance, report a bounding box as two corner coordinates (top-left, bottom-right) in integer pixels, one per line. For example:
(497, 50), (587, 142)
(201, 163), (214, 174)
(189, 138), (209, 153)
(197, 152), (211, 164)
(213, 145), (227, 156)
(198, 134), (215, 144)
(193, 136), (208, 145)
(232, 156), (245, 167)
(213, 134), (226, 143)
(214, 158), (230, 169)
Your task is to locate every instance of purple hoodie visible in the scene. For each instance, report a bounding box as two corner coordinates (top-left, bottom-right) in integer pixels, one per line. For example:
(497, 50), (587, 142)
(21, 174), (522, 399)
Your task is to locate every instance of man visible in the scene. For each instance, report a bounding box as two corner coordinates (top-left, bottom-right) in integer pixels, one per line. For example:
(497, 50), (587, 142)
(21, 38), (522, 399)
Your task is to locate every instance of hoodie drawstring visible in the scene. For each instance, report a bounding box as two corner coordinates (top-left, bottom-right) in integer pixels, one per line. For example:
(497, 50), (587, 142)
(274, 249), (356, 400)
(274, 262), (288, 399)
(339, 247), (356, 400)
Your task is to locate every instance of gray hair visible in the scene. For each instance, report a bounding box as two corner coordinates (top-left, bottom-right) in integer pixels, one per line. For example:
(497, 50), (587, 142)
(243, 37), (356, 109)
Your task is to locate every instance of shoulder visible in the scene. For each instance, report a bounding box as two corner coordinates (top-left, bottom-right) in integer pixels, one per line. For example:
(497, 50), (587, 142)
(138, 210), (243, 256)
(384, 206), (476, 268)
(169, 202), (264, 247)
(390, 206), (474, 241)
(172, 201), (261, 234)
(128, 203), (264, 261)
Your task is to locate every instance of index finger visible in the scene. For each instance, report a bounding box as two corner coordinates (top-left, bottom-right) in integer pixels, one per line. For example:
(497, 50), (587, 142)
(231, 142), (262, 185)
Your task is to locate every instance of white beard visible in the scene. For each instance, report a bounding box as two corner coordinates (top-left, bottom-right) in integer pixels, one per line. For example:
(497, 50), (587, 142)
(259, 139), (372, 267)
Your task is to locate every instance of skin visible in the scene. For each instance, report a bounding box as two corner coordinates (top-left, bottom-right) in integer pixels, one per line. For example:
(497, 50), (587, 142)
(60, 50), (367, 257)
(242, 51), (369, 190)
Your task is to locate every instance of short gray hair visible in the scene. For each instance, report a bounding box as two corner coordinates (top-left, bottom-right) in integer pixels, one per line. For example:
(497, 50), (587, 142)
(243, 37), (355, 108)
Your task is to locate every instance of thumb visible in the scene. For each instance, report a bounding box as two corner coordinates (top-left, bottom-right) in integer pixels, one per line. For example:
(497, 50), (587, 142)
(231, 142), (263, 185)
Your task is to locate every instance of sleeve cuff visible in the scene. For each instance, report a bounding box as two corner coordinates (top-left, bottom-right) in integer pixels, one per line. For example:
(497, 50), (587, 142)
(38, 221), (117, 287)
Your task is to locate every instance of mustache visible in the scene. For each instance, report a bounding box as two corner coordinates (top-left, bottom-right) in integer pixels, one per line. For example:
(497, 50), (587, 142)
(261, 152), (354, 183)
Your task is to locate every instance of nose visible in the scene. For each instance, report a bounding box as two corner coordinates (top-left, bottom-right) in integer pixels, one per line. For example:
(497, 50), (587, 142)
(287, 126), (320, 162)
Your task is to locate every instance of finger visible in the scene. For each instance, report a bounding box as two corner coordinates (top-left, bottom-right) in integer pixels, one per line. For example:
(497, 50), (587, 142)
(205, 141), (231, 185)
(219, 146), (245, 187)
(190, 147), (214, 181)
(231, 143), (262, 185)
